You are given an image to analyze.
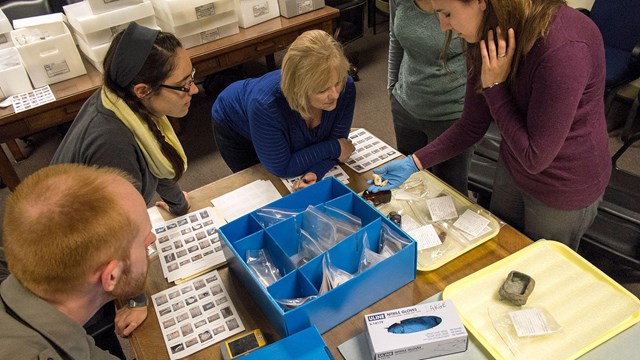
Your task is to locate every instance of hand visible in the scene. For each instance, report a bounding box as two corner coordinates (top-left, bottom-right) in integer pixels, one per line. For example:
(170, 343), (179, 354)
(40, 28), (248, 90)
(337, 138), (355, 163)
(155, 191), (191, 214)
(367, 156), (418, 192)
(293, 172), (317, 192)
(480, 27), (516, 88)
(115, 306), (148, 337)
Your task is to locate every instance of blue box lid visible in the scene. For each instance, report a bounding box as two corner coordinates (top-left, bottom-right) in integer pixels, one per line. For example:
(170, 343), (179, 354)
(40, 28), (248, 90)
(242, 326), (334, 359)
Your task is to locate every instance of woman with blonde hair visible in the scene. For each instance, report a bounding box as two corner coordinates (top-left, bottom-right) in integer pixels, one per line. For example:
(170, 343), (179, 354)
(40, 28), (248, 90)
(211, 29), (356, 191)
(369, 0), (611, 250)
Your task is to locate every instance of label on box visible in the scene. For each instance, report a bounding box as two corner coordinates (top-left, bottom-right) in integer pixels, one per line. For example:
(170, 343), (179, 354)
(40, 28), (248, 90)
(44, 60), (70, 78)
(196, 3), (216, 19)
(110, 23), (129, 37)
(200, 29), (221, 43)
(253, 2), (270, 17)
(297, 0), (313, 13)
(365, 300), (468, 360)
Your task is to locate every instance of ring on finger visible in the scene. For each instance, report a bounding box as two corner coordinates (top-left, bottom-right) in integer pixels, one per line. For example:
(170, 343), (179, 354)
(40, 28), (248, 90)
(498, 53), (506, 58)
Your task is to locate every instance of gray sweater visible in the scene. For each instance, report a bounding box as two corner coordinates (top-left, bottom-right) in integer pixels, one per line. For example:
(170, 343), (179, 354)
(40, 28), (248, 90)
(52, 90), (189, 215)
(388, 0), (466, 120)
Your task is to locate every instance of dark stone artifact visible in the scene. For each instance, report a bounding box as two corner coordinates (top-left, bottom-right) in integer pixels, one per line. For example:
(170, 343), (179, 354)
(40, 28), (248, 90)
(387, 211), (402, 227)
(362, 189), (392, 206)
(498, 271), (535, 306)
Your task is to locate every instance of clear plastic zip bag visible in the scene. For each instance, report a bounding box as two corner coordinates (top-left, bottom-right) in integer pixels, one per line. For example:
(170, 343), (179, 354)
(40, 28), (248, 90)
(246, 249), (282, 288)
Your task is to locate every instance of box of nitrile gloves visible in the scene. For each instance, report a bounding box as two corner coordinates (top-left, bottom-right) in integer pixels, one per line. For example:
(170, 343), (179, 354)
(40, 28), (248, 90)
(365, 300), (468, 360)
(219, 177), (417, 337)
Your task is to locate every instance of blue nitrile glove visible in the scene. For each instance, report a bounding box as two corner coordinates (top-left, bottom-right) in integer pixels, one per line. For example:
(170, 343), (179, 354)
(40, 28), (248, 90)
(367, 155), (419, 192)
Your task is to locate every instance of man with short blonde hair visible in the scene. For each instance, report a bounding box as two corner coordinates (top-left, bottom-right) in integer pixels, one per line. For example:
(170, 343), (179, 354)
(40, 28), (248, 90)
(0, 164), (156, 359)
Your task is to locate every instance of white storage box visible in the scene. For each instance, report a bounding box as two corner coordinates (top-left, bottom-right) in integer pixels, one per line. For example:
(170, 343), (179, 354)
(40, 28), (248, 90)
(12, 13), (67, 30)
(0, 10), (12, 49)
(11, 22), (86, 87)
(87, 0), (144, 15)
(235, 0), (280, 28)
(72, 15), (158, 47)
(365, 300), (468, 360)
(277, 0), (323, 18)
(64, 0), (155, 44)
(0, 47), (32, 97)
(151, 0), (232, 27)
(155, 7), (237, 38)
(177, 21), (239, 49)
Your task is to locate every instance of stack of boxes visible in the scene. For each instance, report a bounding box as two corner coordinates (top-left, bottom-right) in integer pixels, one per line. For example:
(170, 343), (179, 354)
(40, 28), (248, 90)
(64, 0), (158, 72)
(150, 0), (239, 49)
(0, 9), (33, 100)
(9, 13), (86, 88)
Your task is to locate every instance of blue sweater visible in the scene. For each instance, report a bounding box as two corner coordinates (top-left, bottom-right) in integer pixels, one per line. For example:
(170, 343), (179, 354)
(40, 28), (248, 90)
(211, 70), (356, 179)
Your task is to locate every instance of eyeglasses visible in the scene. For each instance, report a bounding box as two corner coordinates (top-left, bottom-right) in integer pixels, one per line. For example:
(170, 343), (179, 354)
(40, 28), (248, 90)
(160, 68), (196, 93)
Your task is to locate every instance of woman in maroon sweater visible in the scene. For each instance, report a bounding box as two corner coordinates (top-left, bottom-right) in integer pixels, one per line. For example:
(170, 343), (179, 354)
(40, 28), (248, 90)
(369, 0), (611, 250)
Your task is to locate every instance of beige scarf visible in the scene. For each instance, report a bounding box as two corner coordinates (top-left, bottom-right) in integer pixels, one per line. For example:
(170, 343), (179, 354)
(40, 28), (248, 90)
(101, 87), (187, 179)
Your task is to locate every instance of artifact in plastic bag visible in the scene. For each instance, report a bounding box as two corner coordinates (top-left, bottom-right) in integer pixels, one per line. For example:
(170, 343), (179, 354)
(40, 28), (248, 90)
(275, 295), (317, 311)
(387, 211), (402, 227)
(254, 207), (300, 228)
(302, 205), (338, 251)
(318, 253), (354, 295)
(324, 204), (362, 241)
(246, 249), (282, 288)
(358, 232), (386, 273)
(499, 271), (536, 306)
(379, 222), (412, 258)
(362, 189), (392, 206)
(294, 228), (325, 266)
(489, 305), (562, 357)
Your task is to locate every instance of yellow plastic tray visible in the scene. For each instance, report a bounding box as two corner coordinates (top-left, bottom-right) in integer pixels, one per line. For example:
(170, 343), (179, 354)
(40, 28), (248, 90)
(375, 171), (499, 271)
(443, 240), (640, 360)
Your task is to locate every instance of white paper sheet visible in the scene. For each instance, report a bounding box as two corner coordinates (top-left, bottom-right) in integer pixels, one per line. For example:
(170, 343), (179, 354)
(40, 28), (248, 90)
(210, 180), (282, 222)
(344, 128), (401, 173)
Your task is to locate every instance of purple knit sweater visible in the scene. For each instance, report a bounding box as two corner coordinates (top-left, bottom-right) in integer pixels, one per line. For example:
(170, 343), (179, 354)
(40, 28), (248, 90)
(415, 6), (611, 210)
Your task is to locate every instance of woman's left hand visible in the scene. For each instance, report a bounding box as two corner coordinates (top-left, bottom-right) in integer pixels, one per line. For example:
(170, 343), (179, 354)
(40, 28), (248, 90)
(156, 191), (191, 215)
(480, 27), (516, 88)
(293, 172), (317, 192)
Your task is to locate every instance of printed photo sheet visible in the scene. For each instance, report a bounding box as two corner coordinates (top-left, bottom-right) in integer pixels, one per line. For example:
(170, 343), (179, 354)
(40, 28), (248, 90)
(152, 271), (245, 359)
(345, 128), (401, 173)
(155, 207), (227, 283)
(281, 165), (349, 192)
(11, 86), (55, 113)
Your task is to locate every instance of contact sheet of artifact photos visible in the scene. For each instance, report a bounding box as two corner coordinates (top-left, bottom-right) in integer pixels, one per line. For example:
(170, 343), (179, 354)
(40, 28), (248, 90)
(345, 128), (402, 173)
(152, 271), (245, 360)
(155, 207), (227, 283)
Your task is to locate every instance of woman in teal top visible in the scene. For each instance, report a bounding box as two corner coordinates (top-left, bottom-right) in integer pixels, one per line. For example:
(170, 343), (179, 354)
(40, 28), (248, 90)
(388, 0), (469, 193)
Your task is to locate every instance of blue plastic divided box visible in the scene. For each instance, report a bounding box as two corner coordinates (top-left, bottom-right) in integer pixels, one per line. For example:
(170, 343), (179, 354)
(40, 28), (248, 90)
(219, 177), (417, 336)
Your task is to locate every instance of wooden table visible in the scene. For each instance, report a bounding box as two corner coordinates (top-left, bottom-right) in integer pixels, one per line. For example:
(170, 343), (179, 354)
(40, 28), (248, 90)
(0, 7), (339, 190)
(129, 163), (533, 359)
